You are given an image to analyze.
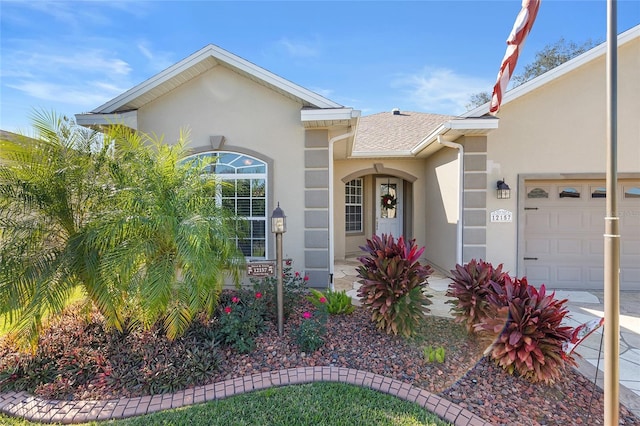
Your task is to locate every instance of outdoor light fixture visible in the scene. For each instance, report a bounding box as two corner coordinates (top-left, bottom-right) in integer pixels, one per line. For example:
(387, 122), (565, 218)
(271, 203), (286, 234)
(271, 202), (286, 336)
(497, 179), (511, 199)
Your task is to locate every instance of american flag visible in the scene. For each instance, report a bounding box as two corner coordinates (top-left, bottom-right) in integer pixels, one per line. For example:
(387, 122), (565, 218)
(490, 0), (541, 115)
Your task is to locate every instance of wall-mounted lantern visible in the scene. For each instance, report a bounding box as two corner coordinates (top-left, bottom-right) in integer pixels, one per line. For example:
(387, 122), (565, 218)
(497, 179), (511, 199)
(271, 203), (286, 335)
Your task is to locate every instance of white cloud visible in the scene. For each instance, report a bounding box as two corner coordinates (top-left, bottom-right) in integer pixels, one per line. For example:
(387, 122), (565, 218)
(6, 81), (122, 107)
(2, 47), (133, 107)
(136, 41), (175, 72)
(276, 38), (320, 58)
(392, 67), (492, 115)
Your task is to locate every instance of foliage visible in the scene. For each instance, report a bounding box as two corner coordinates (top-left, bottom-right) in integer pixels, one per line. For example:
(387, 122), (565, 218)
(511, 37), (599, 86)
(466, 37), (599, 110)
(250, 261), (308, 321)
(214, 289), (267, 353)
(445, 259), (507, 333)
(356, 234), (433, 337)
(292, 308), (327, 353)
(307, 288), (355, 315)
(0, 111), (113, 350)
(473, 275), (576, 384)
(0, 112), (245, 349)
(0, 306), (221, 399)
(423, 346), (445, 363)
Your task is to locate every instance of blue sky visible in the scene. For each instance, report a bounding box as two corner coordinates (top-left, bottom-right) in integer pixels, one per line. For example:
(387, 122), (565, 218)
(1, 0), (638, 132)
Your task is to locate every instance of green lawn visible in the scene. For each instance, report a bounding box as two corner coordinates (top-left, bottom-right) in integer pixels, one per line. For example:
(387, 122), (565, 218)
(0, 382), (451, 426)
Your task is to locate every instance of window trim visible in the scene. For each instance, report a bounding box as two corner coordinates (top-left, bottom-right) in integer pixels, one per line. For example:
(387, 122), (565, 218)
(345, 178), (363, 234)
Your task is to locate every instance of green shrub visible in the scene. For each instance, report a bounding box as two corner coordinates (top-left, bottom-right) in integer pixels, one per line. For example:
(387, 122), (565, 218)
(475, 276), (576, 384)
(423, 346), (445, 363)
(356, 234), (433, 337)
(214, 289), (268, 353)
(307, 289), (355, 315)
(445, 259), (507, 333)
(250, 261), (308, 321)
(292, 309), (327, 352)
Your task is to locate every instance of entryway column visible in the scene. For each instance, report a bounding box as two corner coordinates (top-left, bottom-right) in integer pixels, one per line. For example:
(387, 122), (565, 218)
(461, 137), (488, 263)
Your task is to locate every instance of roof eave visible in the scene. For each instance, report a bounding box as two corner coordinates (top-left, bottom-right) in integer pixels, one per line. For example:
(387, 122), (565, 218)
(410, 118), (499, 156)
(75, 110), (138, 130)
(93, 44), (343, 114)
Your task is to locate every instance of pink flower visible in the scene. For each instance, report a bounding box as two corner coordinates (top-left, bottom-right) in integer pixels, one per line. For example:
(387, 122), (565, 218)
(304, 275), (309, 281)
(295, 271), (300, 277)
(255, 292), (262, 299)
(319, 297), (327, 304)
(285, 259), (292, 266)
(224, 306), (232, 314)
(231, 296), (240, 304)
(302, 311), (312, 319)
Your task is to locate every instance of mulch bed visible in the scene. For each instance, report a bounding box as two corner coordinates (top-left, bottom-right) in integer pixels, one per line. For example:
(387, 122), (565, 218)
(214, 304), (640, 426)
(3, 302), (639, 425)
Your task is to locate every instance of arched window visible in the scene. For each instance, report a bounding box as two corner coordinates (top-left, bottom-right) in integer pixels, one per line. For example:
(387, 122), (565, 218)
(185, 151), (267, 259)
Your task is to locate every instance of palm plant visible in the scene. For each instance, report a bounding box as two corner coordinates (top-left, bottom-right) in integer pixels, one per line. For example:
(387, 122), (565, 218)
(0, 111), (114, 350)
(87, 126), (245, 339)
(0, 112), (245, 349)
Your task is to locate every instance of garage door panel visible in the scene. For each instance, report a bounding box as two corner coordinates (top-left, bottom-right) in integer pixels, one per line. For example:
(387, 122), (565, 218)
(526, 239), (551, 254)
(621, 267), (640, 285)
(557, 211), (586, 231)
(523, 179), (639, 290)
(526, 213), (551, 229)
(588, 267), (604, 285)
(524, 265), (550, 283)
(589, 240), (604, 255)
(556, 266), (582, 282)
(557, 239), (582, 255)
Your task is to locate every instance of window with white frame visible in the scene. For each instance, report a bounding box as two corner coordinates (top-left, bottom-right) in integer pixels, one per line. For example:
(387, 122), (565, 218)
(186, 151), (267, 259)
(345, 178), (363, 233)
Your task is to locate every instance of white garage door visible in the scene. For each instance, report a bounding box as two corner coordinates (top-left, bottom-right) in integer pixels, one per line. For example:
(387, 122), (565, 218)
(523, 179), (640, 290)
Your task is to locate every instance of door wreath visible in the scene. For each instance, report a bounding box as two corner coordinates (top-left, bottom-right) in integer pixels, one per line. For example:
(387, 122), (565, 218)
(381, 193), (397, 210)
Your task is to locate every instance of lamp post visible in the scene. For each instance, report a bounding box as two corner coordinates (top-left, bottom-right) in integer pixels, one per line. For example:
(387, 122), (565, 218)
(271, 203), (286, 336)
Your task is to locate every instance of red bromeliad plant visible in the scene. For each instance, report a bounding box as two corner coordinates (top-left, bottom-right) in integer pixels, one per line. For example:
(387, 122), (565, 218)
(446, 259), (507, 333)
(356, 234), (433, 337)
(474, 275), (576, 384)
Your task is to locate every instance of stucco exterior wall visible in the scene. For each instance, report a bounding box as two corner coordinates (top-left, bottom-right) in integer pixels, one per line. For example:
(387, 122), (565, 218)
(485, 37), (640, 275)
(422, 147), (459, 273)
(136, 65), (311, 283)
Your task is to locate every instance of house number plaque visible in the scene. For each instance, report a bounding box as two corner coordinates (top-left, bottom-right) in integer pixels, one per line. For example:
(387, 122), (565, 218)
(246, 262), (275, 277)
(490, 209), (513, 223)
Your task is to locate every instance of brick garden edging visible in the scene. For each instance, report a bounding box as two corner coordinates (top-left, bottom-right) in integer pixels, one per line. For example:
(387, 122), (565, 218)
(0, 366), (492, 425)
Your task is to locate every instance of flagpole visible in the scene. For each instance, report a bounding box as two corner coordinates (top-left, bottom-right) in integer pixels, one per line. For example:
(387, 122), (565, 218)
(604, 0), (620, 424)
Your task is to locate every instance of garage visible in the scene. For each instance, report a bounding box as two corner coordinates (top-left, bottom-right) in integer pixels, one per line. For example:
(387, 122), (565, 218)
(522, 179), (640, 291)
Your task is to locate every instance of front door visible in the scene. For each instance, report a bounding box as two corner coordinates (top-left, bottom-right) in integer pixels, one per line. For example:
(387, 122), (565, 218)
(375, 177), (403, 238)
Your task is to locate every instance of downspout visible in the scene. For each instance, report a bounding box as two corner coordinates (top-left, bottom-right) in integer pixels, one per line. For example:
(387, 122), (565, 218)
(437, 136), (464, 265)
(328, 128), (356, 291)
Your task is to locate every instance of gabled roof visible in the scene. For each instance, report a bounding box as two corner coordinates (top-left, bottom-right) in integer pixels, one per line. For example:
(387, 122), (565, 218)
(88, 44), (343, 115)
(464, 24), (640, 117)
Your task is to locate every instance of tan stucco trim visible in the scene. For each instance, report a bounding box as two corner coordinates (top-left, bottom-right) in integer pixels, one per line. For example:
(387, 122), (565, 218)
(341, 167), (418, 183)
